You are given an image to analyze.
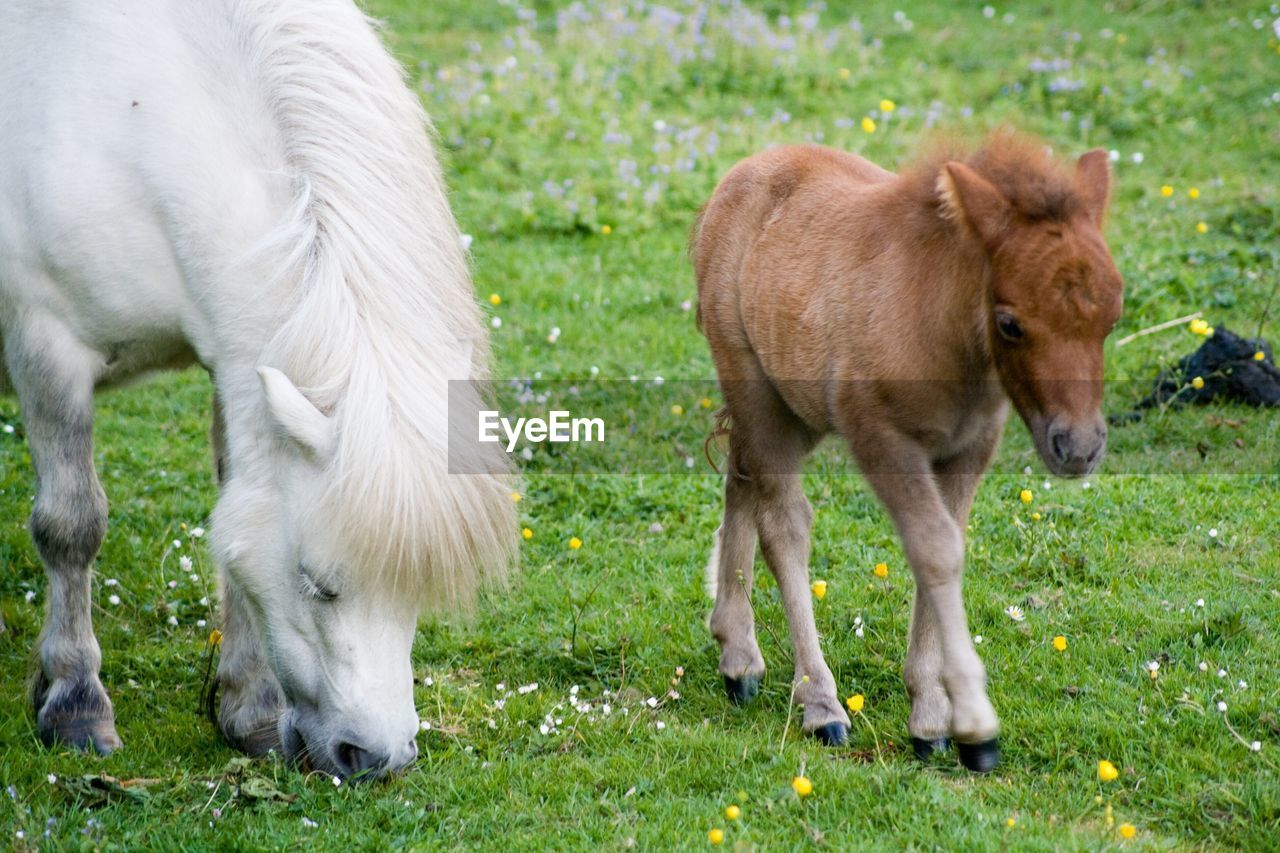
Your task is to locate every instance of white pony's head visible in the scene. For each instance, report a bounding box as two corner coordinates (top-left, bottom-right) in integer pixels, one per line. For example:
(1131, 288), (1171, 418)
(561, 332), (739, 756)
(212, 365), (510, 780)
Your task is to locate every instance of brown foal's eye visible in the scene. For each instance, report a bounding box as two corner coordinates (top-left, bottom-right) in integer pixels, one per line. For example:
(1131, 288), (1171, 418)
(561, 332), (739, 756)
(995, 313), (1024, 342)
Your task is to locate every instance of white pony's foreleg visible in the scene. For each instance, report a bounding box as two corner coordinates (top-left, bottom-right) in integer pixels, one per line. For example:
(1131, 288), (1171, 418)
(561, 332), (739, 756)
(8, 315), (121, 753)
(208, 395), (285, 756)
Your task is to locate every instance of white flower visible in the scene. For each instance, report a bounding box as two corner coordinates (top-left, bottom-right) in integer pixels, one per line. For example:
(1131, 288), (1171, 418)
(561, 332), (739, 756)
(1131, 152), (1144, 164)
(301, 817), (318, 828)
(167, 616), (178, 626)
(1108, 149), (1121, 163)
(1208, 528), (1219, 538)
(190, 527), (205, 538)
(332, 776), (341, 787)
(179, 556), (193, 571)
(646, 696), (658, 708)
(973, 634), (984, 644)
(1217, 701), (1228, 712)
(172, 539), (182, 549)
(423, 677), (435, 687)
(1146, 660), (1160, 673)
(24, 590), (35, 603)
(517, 682), (538, 694)
(47, 774), (57, 784)
(108, 594), (121, 606)
(420, 720), (432, 731)
(1195, 598), (1205, 607)
(1082, 481), (1092, 489)
(1199, 662), (1209, 672)
(496, 682), (505, 692)
(459, 233), (474, 252)
(197, 619), (207, 628)
(1237, 680), (1248, 690)
(1251, 741), (1262, 752)
(490, 316), (502, 329)
(1004, 605), (1025, 622)
(538, 723), (550, 735)
(655, 720), (666, 730)
(168, 580), (178, 589)
(855, 625), (864, 638)
(1218, 668), (1228, 678)
(105, 578), (119, 587)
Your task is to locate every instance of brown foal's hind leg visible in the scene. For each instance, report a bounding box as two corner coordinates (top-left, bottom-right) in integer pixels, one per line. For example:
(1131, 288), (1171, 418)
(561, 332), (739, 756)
(718, 377), (848, 745)
(852, 433), (1000, 772)
(10, 330), (121, 754)
(208, 395), (285, 756)
(707, 465), (766, 704)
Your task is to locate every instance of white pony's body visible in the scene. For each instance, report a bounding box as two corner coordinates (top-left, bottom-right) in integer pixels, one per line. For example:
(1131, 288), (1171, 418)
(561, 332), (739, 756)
(1, 0), (513, 778)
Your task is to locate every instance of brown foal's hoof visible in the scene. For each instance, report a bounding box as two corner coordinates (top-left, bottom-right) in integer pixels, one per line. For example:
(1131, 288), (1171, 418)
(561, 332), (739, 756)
(811, 722), (848, 747)
(912, 736), (951, 760)
(957, 738), (1000, 773)
(723, 675), (761, 704)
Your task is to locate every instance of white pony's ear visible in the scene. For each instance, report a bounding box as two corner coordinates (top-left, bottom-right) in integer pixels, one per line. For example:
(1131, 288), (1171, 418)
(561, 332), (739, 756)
(257, 367), (336, 459)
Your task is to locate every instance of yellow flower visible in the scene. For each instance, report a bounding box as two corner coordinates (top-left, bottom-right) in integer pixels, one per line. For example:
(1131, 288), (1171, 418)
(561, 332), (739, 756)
(700, 397), (714, 408)
(671, 404), (684, 416)
(1196, 221), (1208, 234)
(1031, 512), (1042, 522)
(1191, 376), (1205, 390)
(791, 776), (813, 798)
(1188, 187), (1200, 199)
(510, 492), (523, 502)
(568, 537), (583, 550)
(846, 693), (865, 713)
(601, 224), (613, 235)
(1019, 489), (1033, 505)
(209, 629), (223, 647)
(879, 99), (896, 113)
(1189, 318), (1210, 336)
(725, 805), (741, 821)
(811, 580), (827, 600)
(1119, 824), (1136, 839)
(488, 293), (502, 306)
(1053, 635), (1067, 652)
(861, 117), (876, 133)
(1098, 759), (1119, 782)
(838, 67), (851, 80)
(873, 562), (889, 579)
(708, 828), (724, 845)
(1006, 817), (1016, 828)
(521, 527), (533, 540)
(1160, 184), (1173, 197)
(1254, 351), (1265, 361)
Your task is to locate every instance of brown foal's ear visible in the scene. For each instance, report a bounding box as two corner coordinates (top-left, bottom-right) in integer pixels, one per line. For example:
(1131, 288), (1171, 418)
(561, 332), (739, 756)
(1075, 149), (1111, 226)
(937, 161), (1011, 250)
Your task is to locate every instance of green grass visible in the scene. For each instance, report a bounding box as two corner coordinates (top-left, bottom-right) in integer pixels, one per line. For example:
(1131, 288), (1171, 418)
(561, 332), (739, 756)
(4, 0), (1280, 848)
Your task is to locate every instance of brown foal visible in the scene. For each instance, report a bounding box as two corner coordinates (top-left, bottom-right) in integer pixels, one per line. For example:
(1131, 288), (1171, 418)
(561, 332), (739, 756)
(692, 132), (1123, 772)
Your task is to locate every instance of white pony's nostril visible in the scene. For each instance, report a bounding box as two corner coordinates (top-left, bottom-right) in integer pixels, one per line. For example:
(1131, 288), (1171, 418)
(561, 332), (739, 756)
(335, 740), (389, 780)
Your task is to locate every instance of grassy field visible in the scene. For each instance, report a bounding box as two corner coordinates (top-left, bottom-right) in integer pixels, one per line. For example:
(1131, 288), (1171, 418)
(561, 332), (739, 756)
(4, 0), (1280, 848)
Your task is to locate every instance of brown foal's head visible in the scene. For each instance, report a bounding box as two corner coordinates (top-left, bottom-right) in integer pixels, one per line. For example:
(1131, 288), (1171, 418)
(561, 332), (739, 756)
(941, 148), (1123, 477)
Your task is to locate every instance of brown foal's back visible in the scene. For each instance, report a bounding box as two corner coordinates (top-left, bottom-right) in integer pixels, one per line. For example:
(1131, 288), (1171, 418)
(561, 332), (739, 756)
(693, 131), (1122, 771)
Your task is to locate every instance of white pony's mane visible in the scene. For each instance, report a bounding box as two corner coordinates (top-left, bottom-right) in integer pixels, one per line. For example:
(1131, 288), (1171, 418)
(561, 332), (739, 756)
(234, 0), (513, 607)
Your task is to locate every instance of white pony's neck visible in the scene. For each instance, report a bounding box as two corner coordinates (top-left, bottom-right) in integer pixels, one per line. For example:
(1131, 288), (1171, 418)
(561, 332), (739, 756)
(231, 0), (512, 604)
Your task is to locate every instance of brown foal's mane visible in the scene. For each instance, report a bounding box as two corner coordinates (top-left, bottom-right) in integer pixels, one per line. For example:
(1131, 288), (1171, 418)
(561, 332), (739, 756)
(903, 129), (1085, 231)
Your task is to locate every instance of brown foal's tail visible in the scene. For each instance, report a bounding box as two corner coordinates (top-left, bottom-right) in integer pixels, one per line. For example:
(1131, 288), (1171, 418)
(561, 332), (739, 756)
(703, 405), (731, 475)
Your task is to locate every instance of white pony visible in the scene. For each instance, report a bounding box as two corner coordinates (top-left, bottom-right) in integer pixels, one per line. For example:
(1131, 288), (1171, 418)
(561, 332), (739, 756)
(0, 0), (514, 779)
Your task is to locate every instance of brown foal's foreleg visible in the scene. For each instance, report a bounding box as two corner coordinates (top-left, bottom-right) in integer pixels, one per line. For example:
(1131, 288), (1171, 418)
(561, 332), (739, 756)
(905, 428), (1004, 761)
(854, 435), (1000, 771)
(209, 395), (284, 755)
(9, 329), (121, 753)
